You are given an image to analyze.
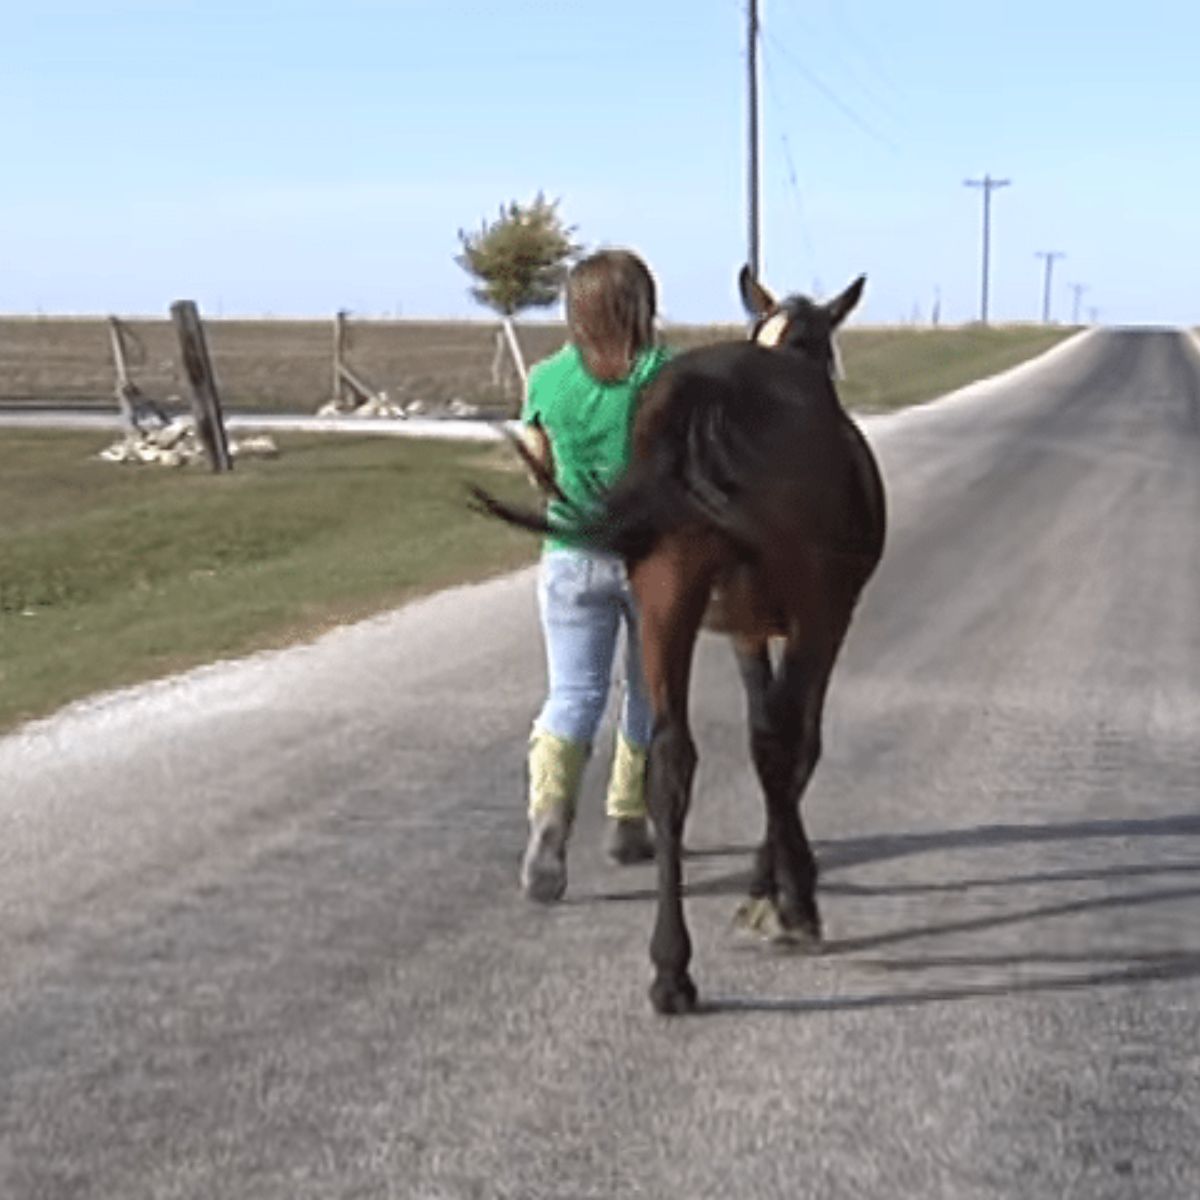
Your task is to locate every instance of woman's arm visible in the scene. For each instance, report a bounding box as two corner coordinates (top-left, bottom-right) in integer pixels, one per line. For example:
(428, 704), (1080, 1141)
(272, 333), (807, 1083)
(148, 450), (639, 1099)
(519, 422), (554, 492)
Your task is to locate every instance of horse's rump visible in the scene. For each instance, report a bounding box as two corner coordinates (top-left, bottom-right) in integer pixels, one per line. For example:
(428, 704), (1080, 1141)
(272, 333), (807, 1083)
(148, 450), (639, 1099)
(603, 342), (883, 563)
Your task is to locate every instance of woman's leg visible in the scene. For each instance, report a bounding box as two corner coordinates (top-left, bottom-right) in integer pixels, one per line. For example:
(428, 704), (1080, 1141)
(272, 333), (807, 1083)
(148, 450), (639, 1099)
(522, 550), (621, 901)
(603, 569), (657, 863)
(534, 551), (621, 745)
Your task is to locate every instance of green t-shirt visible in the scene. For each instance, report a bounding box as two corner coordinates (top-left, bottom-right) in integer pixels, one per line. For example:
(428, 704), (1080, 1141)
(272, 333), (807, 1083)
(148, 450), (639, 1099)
(522, 343), (671, 552)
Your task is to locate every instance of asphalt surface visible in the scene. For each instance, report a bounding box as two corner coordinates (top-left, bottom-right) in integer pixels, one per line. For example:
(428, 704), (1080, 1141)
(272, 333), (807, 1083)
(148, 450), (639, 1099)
(2, 328), (1199, 1199)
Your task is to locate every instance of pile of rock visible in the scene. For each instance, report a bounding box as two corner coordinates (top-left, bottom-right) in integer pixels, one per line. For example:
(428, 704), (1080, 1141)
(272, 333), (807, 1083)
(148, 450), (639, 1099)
(315, 391), (408, 419)
(315, 393), (482, 420)
(97, 418), (279, 467)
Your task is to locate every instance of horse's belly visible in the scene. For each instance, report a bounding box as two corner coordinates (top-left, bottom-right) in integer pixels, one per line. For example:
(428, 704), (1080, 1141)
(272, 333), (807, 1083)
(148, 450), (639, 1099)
(703, 564), (788, 637)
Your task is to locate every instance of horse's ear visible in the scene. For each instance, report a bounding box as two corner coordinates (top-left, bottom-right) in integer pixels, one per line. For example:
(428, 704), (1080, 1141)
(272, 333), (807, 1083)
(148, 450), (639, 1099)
(826, 275), (866, 329)
(738, 265), (777, 317)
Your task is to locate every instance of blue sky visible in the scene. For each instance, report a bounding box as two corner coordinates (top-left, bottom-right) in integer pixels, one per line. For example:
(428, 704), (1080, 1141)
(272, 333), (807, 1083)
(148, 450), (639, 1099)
(2, 0), (1197, 325)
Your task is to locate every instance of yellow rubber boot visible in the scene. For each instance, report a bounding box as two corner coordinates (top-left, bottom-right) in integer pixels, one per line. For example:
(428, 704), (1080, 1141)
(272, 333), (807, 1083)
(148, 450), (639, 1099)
(604, 732), (655, 864)
(521, 731), (590, 902)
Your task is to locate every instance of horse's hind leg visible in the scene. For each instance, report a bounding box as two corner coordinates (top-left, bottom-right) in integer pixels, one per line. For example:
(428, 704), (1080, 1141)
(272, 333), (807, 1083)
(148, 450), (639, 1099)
(740, 573), (863, 946)
(769, 642), (838, 941)
(631, 536), (720, 1015)
(732, 637), (777, 901)
(735, 639), (834, 945)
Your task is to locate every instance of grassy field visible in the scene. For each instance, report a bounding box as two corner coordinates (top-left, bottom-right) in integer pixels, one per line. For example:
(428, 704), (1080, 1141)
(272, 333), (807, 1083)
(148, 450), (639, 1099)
(0, 432), (535, 731)
(834, 325), (1075, 411)
(0, 315), (1074, 415)
(0, 321), (1078, 733)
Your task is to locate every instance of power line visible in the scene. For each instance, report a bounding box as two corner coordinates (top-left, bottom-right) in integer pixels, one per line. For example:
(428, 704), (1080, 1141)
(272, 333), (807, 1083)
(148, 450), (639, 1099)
(821, 0), (906, 106)
(1068, 282), (1090, 325)
(1035, 250), (1066, 323)
(760, 25), (900, 153)
(759, 39), (819, 273)
(964, 175), (1011, 324)
(747, 0), (761, 279)
(771, 0), (904, 129)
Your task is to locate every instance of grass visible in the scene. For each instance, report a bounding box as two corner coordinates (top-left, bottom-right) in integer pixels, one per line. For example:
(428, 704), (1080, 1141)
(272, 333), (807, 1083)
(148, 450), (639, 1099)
(0, 322), (1079, 733)
(0, 432), (535, 731)
(835, 324), (1076, 412)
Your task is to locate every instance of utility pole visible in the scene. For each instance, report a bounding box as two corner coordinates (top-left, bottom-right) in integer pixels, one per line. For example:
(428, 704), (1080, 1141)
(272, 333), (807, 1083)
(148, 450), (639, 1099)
(964, 174), (1011, 324)
(1035, 251), (1065, 323)
(1069, 282), (1089, 325)
(747, 0), (761, 280)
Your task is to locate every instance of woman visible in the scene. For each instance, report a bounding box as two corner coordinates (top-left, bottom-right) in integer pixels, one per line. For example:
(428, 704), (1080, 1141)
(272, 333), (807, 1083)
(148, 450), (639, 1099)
(518, 249), (671, 903)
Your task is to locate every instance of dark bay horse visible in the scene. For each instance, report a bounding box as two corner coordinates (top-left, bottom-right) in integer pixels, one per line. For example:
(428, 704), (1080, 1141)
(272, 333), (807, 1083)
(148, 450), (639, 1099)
(473, 268), (886, 1014)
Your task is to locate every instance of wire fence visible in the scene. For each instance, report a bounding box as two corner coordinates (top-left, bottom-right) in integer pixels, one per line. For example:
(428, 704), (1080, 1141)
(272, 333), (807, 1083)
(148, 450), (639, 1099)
(0, 316), (743, 414)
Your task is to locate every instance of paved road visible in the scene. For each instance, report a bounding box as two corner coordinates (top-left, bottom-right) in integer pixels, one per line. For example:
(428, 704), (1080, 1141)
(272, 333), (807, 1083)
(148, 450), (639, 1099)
(2, 329), (1198, 1199)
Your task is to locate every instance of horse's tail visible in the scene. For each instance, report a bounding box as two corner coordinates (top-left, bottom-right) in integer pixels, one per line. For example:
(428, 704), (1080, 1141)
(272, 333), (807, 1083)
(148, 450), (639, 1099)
(470, 384), (763, 563)
(467, 422), (595, 540)
(466, 485), (558, 537)
(466, 468), (682, 560)
(593, 381), (766, 562)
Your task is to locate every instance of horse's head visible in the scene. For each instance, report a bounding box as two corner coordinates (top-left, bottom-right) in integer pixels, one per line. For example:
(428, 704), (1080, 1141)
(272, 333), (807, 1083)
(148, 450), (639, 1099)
(738, 266), (866, 377)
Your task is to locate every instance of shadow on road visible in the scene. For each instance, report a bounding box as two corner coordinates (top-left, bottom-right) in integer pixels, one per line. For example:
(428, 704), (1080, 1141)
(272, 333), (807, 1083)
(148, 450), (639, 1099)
(822, 858), (1200, 897)
(818, 813), (1200, 873)
(579, 813), (1200, 905)
(575, 812), (1200, 1014)
(825, 881), (1200, 954)
(699, 950), (1200, 1015)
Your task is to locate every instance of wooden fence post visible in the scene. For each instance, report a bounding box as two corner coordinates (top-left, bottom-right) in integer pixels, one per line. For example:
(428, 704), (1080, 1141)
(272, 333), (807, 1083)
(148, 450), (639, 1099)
(108, 316), (169, 433)
(107, 317), (137, 432)
(333, 308), (348, 407)
(170, 300), (233, 472)
(501, 316), (528, 389)
(327, 308), (385, 412)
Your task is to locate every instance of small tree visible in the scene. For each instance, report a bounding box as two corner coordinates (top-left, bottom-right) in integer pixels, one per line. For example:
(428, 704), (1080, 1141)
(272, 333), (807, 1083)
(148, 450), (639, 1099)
(456, 193), (579, 390)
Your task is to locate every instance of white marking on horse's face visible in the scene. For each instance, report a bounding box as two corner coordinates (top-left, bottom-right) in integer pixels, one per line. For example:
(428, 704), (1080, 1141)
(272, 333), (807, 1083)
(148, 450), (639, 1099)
(755, 311), (790, 347)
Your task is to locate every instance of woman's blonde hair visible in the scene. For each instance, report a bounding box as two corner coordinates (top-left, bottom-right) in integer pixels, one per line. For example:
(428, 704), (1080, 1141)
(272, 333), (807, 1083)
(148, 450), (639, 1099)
(566, 249), (658, 383)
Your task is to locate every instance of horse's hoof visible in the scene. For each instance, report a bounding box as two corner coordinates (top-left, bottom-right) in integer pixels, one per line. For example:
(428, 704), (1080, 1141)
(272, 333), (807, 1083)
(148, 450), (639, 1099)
(774, 918), (823, 952)
(649, 973), (698, 1016)
(733, 897), (823, 951)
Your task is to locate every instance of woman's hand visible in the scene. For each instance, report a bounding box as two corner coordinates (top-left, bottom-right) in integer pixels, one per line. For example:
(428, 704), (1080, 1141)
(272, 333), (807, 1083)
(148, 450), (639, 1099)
(520, 424), (554, 492)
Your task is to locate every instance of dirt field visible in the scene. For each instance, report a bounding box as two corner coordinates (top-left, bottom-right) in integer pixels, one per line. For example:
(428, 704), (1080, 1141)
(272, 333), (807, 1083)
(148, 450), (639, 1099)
(0, 316), (743, 415)
(0, 315), (1073, 417)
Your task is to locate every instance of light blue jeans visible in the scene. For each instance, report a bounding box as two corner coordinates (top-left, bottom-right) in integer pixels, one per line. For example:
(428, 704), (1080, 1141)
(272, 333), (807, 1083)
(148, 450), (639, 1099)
(534, 548), (654, 749)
